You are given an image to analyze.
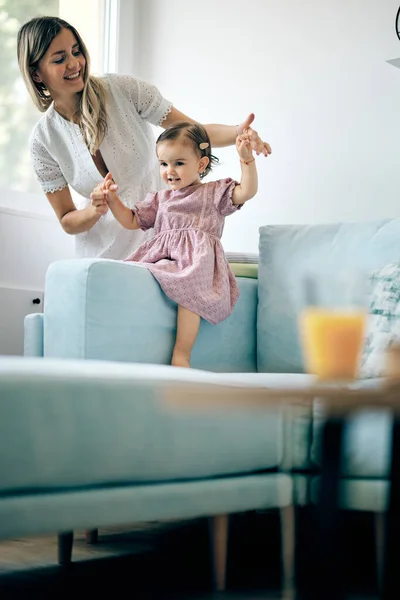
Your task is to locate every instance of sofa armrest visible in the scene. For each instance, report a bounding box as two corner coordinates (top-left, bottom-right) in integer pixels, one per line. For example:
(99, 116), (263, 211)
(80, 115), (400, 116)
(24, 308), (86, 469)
(24, 313), (44, 357)
(43, 258), (258, 371)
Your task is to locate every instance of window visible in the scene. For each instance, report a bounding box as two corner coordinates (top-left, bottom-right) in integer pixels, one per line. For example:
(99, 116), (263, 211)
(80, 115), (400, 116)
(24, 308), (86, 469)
(0, 0), (107, 194)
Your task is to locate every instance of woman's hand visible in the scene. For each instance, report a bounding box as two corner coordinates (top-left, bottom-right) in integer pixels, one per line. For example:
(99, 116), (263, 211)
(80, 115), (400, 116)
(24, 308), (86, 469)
(92, 173), (138, 230)
(90, 182), (109, 216)
(90, 173), (119, 211)
(237, 113), (272, 157)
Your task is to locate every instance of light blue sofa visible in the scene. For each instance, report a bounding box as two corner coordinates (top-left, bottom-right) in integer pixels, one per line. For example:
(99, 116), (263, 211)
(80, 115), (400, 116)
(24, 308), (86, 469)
(2, 218), (400, 585)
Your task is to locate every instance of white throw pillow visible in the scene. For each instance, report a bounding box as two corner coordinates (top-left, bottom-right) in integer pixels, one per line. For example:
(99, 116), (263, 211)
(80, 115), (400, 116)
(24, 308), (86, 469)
(359, 262), (400, 378)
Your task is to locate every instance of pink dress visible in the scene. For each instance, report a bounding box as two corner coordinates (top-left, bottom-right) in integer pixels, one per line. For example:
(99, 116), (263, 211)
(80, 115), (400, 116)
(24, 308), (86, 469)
(124, 178), (241, 324)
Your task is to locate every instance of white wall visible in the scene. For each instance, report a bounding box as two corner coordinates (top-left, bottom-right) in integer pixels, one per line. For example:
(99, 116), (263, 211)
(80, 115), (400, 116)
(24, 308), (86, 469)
(127, 0), (400, 252)
(0, 204), (75, 355)
(0, 189), (75, 293)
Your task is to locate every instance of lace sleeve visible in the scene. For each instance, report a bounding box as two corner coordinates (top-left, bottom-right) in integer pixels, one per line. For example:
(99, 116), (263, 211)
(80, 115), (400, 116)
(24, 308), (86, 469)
(30, 134), (68, 194)
(106, 73), (173, 127)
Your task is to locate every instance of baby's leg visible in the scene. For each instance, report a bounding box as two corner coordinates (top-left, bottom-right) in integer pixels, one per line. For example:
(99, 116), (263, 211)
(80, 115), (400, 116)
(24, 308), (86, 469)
(172, 305), (201, 368)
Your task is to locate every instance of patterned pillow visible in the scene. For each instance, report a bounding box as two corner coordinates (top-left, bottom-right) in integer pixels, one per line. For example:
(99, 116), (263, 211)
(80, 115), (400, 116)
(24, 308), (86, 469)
(359, 262), (400, 378)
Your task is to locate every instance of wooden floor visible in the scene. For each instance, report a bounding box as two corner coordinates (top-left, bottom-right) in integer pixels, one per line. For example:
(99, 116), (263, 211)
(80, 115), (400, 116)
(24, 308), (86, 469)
(0, 511), (380, 599)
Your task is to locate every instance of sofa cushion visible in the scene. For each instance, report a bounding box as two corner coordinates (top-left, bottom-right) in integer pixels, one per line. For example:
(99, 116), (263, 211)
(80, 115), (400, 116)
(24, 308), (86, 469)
(360, 261), (400, 378)
(257, 219), (400, 373)
(44, 259), (258, 372)
(0, 357), (314, 493)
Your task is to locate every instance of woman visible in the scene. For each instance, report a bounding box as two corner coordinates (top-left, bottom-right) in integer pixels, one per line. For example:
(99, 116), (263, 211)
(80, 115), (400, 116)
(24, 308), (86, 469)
(17, 16), (271, 259)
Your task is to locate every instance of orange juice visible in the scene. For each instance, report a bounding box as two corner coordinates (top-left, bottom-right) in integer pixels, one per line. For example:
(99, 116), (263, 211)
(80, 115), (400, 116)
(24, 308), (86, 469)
(300, 308), (366, 380)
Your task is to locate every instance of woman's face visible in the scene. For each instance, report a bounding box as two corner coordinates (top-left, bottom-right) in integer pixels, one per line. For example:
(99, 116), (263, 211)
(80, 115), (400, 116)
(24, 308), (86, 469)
(32, 27), (86, 100)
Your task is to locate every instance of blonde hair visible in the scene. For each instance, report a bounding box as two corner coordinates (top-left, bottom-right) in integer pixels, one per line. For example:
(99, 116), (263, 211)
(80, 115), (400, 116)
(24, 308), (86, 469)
(17, 16), (107, 154)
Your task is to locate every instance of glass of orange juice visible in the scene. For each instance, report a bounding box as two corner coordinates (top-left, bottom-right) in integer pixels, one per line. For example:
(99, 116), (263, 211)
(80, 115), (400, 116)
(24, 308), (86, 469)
(299, 272), (367, 381)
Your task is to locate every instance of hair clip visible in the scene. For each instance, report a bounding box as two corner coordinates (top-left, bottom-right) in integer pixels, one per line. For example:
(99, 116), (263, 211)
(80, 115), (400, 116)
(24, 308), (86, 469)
(199, 142), (209, 150)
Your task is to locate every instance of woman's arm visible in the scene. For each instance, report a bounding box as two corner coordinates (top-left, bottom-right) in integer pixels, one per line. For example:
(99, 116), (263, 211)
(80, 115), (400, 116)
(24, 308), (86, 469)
(46, 187), (106, 235)
(161, 108), (271, 156)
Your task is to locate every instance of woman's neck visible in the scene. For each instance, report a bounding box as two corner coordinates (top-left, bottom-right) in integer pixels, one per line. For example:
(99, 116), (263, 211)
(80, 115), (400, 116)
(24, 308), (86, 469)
(53, 94), (80, 123)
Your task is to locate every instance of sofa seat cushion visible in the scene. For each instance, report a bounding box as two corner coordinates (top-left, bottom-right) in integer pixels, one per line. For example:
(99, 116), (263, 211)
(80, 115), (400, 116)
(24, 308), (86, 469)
(0, 474), (293, 539)
(0, 357), (313, 493)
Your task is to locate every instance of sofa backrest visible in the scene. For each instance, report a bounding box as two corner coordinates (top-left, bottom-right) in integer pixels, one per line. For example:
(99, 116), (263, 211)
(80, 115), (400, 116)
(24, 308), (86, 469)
(257, 219), (400, 373)
(44, 259), (258, 373)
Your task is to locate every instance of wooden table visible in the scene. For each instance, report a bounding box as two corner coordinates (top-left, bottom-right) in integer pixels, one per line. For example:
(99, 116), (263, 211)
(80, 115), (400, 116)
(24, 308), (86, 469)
(164, 347), (400, 599)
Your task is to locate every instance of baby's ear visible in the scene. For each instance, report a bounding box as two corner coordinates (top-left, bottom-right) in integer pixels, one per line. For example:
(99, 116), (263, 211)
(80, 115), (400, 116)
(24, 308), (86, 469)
(199, 156), (210, 173)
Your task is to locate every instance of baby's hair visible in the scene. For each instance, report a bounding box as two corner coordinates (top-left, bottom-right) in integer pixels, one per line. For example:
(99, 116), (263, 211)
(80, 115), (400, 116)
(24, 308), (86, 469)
(156, 122), (219, 179)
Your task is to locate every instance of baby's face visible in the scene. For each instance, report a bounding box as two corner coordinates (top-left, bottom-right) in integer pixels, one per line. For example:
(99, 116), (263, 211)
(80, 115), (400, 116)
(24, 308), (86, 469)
(157, 141), (203, 190)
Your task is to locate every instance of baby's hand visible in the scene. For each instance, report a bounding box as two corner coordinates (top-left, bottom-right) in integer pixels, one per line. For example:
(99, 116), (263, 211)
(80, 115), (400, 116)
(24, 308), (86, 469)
(101, 172), (119, 204)
(90, 173), (119, 211)
(236, 132), (254, 163)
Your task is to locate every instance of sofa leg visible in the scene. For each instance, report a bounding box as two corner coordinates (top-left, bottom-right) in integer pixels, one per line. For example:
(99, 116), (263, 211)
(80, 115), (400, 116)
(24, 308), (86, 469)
(209, 514), (229, 592)
(281, 504), (295, 599)
(374, 511), (385, 593)
(58, 531), (74, 565)
(85, 528), (99, 544)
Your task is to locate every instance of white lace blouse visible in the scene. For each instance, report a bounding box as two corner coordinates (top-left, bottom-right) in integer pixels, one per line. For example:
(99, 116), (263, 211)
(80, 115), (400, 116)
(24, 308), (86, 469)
(30, 73), (173, 259)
